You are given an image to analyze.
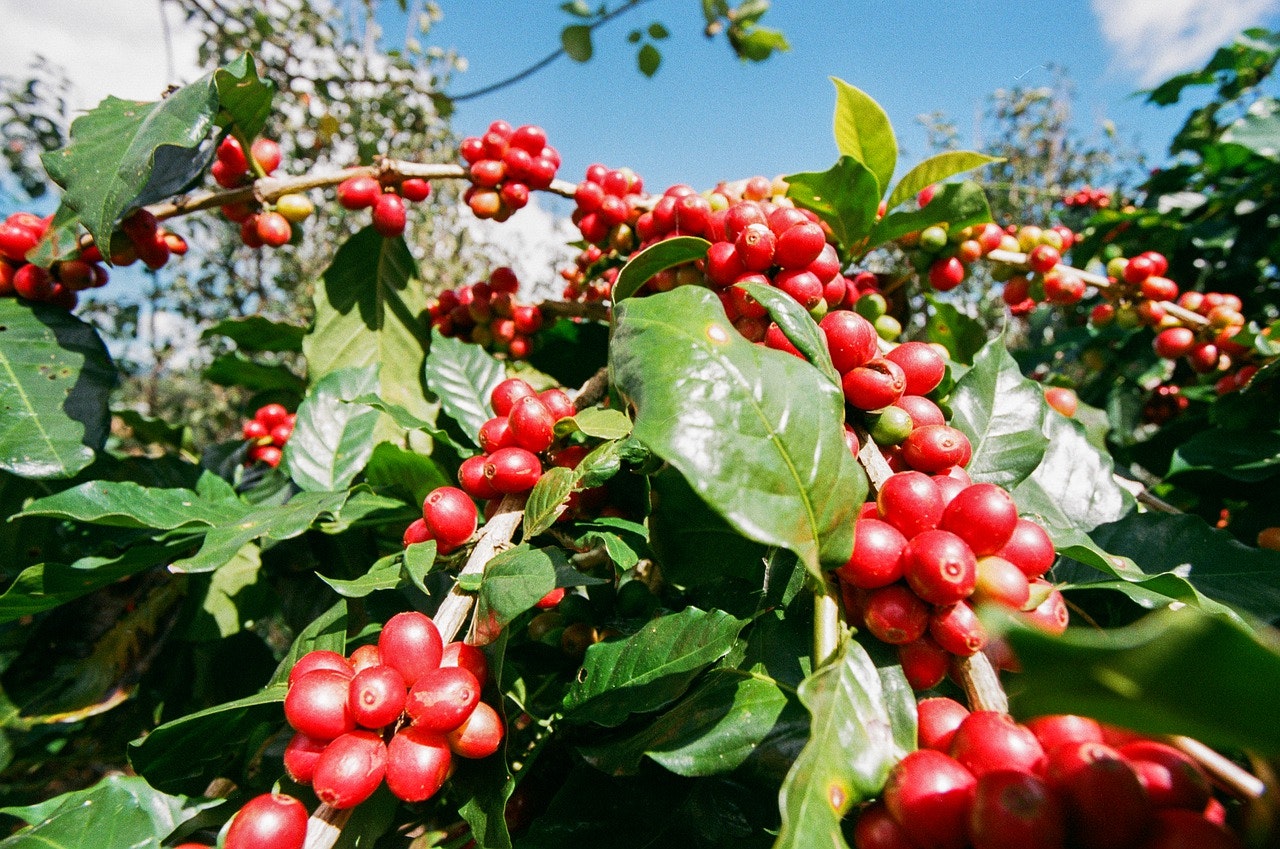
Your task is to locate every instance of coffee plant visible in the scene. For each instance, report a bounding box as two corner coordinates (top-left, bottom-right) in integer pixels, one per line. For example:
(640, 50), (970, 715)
(0, 31), (1278, 849)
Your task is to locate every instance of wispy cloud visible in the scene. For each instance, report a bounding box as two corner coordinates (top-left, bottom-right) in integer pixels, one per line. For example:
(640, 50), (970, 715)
(1092, 0), (1280, 85)
(0, 0), (204, 110)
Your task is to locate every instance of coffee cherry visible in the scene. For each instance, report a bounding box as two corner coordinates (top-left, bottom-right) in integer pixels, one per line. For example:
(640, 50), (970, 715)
(337, 176), (381, 210)
(479, 415), (516, 454)
(379, 611), (444, 686)
(250, 138), (282, 174)
(458, 454), (500, 500)
(406, 665), (482, 732)
(950, 712), (1046, 778)
(898, 635), (950, 690)
(972, 555), (1031, 609)
(276, 193), (315, 223)
(853, 801), (917, 849)
(1045, 742), (1152, 849)
(373, 193), (408, 237)
(904, 529), (977, 605)
(287, 649), (354, 685)
(929, 257), (966, 291)
(885, 342), (946, 396)
(843, 358), (908, 411)
(996, 519), (1056, 577)
(928, 601), (987, 656)
(507, 395), (556, 453)
(386, 726), (453, 802)
(884, 749), (976, 849)
(225, 793), (307, 849)
(0, 222), (40, 262)
(440, 641), (489, 685)
(862, 583), (929, 644)
(490, 378), (536, 416)
(902, 425), (971, 473)
(773, 221), (826, 269)
(1139, 808), (1245, 849)
(399, 178), (431, 202)
(1023, 714), (1104, 753)
(1118, 741), (1211, 810)
(917, 697), (970, 751)
(446, 700), (504, 758)
(422, 486), (477, 554)
(968, 770), (1066, 849)
(483, 446), (543, 494)
(283, 731), (327, 784)
(285, 669), (356, 740)
(312, 730), (388, 809)
(215, 136), (249, 176)
(837, 518), (908, 589)
(13, 265), (55, 301)
(348, 664), (408, 729)
(256, 211), (292, 247)
(939, 483), (1018, 556)
(894, 395), (946, 428)
(877, 471), (945, 539)
(820, 311), (880, 373)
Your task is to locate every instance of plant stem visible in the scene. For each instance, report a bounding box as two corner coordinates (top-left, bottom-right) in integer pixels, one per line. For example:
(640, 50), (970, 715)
(433, 492), (528, 645)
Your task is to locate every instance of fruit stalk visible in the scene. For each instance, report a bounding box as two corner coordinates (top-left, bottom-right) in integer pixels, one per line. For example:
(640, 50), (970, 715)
(434, 492), (529, 645)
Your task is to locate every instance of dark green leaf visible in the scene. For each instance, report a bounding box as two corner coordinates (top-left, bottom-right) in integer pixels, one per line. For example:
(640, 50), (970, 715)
(612, 236), (710, 302)
(563, 607), (747, 726)
(0, 774), (219, 849)
(525, 318), (609, 389)
(886, 151), (1002, 212)
(775, 638), (908, 849)
(923, 296), (987, 365)
(784, 156), (880, 253)
(637, 44), (662, 77)
(730, 24), (790, 62)
(403, 541), (438, 593)
(213, 53), (275, 140)
(203, 352), (305, 394)
(129, 686), (285, 794)
(830, 78), (896, 199)
(562, 24), (594, 62)
(0, 300), (115, 479)
(0, 541), (185, 622)
(285, 365), (379, 492)
(1220, 97), (1280, 159)
(347, 393), (470, 456)
(424, 329), (505, 448)
(201, 315), (306, 352)
(363, 441), (450, 509)
(523, 466), (578, 540)
(170, 490), (349, 573)
(319, 552), (403, 598)
(17, 479), (243, 529)
(612, 287), (864, 577)
(271, 600), (348, 685)
(649, 22), (669, 38)
(476, 544), (561, 631)
(736, 280), (840, 388)
(1168, 428), (1280, 482)
(950, 333), (1049, 488)
(869, 181), (993, 248)
(998, 607), (1280, 756)
(556, 408), (631, 441)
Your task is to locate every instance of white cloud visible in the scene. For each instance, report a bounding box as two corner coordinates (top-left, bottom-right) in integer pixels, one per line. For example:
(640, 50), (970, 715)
(0, 0), (204, 110)
(1092, 0), (1280, 85)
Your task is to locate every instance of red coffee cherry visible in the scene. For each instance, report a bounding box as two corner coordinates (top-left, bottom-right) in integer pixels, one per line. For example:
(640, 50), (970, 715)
(403, 517), (432, 547)
(446, 700), (504, 759)
(540, 387), (575, 421)
(458, 454), (500, 500)
(1024, 714), (1104, 754)
(773, 221), (826, 269)
(1139, 808), (1245, 849)
(820, 311), (880, 373)
(337, 176), (381, 210)
(312, 730), (388, 809)
(902, 424), (971, 473)
(897, 635), (950, 690)
(1118, 741), (1211, 811)
(478, 415), (516, 454)
(894, 395), (946, 427)
(285, 669), (356, 740)
(347, 664), (408, 729)
(1045, 741), (1153, 849)
(490, 378), (536, 417)
(440, 640), (489, 685)
(405, 665), (482, 733)
(774, 269), (825, 310)
(854, 800), (917, 849)
(225, 793), (308, 849)
(256, 211), (292, 247)
(950, 711), (1046, 778)
(929, 256), (966, 291)
(968, 770), (1066, 849)
(885, 342), (946, 396)
(843, 358), (907, 411)
(287, 650), (354, 686)
(1027, 244), (1061, 273)
(422, 486), (478, 554)
(996, 518), (1056, 577)
(372, 192), (408, 237)
(1021, 581), (1070, 635)
(939, 483), (1019, 556)
(884, 749), (976, 849)
(283, 731), (327, 784)
(877, 471), (945, 539)
(928, 601), (987, 656)
(508, 395), (556, 453)
(917, 697), (970, 752)
(972, 555), (1031, 609)
(399, 178), (431, 202)
(378, 611), (444, 686)
(13, 264), (55, 301)
(862, 583), (929, 645)
(348, 644), (382, 674)
(250, 137), (282, 174)
(483, 446), (543, 494)
(904, 529), (977, 606)
(837, 517), (908, 589)
(386, 726), (453, 802)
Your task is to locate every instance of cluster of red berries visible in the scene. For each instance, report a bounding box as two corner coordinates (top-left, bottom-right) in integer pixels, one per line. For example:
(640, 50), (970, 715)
(210, 135), (319, 250)
(1142, 384), (1190, 425)
(282, 612), (502, 809)
(427, 267), (543, 359)
(241, 403), (295, 468)
(559, 243), (612, 302)
(570, 164), (645, 249)
(402, 486), (477, 554)
(335, 173), (430, 238)
(840, 471), (1064, 689)
(1062, 185), (1112, 210)
(0, 211), (113, 309)
(856, 700), (1240, 849)
(108, 208), (190, 271)
(211, 135), (283, 189)
(459, 121), (560, 220)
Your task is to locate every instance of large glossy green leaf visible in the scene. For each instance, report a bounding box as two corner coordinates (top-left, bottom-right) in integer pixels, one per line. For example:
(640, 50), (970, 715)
(924, 296), (987, 365)
(203, 352), (306, 394)
(363, 441), (451, 508)
(202, 315), (306, 353)
(285, 365), (379, 492)
(869, 181), (993, 248)
(613, 236), (711, 302)
(0, 300), (114, 479)
(304, 227), (432, 429)
(831, 78), (896, 198)
(784, 156), (881, 253)
(476, 544), (561, 633)
(611, 287), (864, 577)
(736, 280), (840, 388)
(1167, 427), (1280, 482)
(950, 333), (1049, 489)
(581, 668), (794, 777)
(349, 393), (471, 456)
(212, 53), (276, 139)
(17, 478), (243, 529)
(563, 607), (748, 726)
(424, 329), (505, 448)
(270, 600), (348, 685)
(1220, 96), (1280, 160)
(0, 774), (219, 849)
(998, 607), (1280, 756)
(170, 490), (350, 573)
(128, 686), (285, 795)
(774, 638), (908, 849)
(886, 151), (1002, 212)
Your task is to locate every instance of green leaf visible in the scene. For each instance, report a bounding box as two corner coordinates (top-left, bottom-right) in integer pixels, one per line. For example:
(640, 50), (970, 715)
(202, 315), (306, 352)
(736, 280), (840, 388)
(1220, 97), (1280, 159)
(869, 180), (993, 248)
(363, 441), (450, 509)
(561, 0), (592, 17)
(523, 466), (578, 540)
(188, 542), (266, 640)
(0, 774), (219, 849)
(476, 544), (561, 631)
(730, 24), (790, 62)
(830, 78), (896, 199)
(213, 53), (276, 140)
(347, 392), (471, 456)
(612, 236), (710, 302)
(950, 333), (1049, 489)
(923, 296), (987, 365)
(0, 300), (115, 479)
(1168, 427), (1280, 482)
(424, 329), (505, 448)
(637, 43), (662, 77)
(998, 607), (1280, 756)
(525, 318), (610, 389)
(556, 407), (632, 440)
(886, 151), (1002, 212)
(170, 490), (350, 573)
(271, 600), (347, 685)
(649, 22), (670, 38)
(40, 79), (218, 251)
(128, 686), (285, 795)
(203, 352), (305, 394)
(784, 156), (880, 253)
(563, 607), (748, 726)
(113, 409), (184, 449)
(562, 24), (594, 61)
(774, 638), (908, 849)
(319, 552), (404, 598)
(17, 479), (243, 529)
(581, 668), (794, 776)
(611, 287), (865, 577)
(305, 227), (432, 430)
(285, 365), (380, 492)
(0, 541), (184, 622)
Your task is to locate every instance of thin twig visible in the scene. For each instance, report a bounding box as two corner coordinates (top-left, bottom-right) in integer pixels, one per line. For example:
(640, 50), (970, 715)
(1168, 735), (1267, 800)
(433, 492), (528, 645)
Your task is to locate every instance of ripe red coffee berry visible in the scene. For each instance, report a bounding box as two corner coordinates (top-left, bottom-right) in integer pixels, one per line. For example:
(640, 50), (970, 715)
(0, 223), (40, 262)
(378, 611), (444, 685)
(996, 518), (1056, 577)
(1139, 808), (1245, 849)
(939, 483), (1018, 555)
(399, 178), (431, 202)
(224, 793), (308, 849)
(215, 136), (249, 174)
(876, 471), (945, 538)
(917, 697), (970, 751)
(898, 635), (950, 690)
(13, 265), (55, 301)
(539, 388), (575, 421)
(902, 424), (971, 473)
(484, 446), (543, 494)
(885, 341), (946, 396)
(348, 643), (382, 673)
(422, 486), (477, 554)
(446, 700), (504, 758)
(288, 649), (354, 685)
(884, 749), (976, 849)
(854, 801), (917, 849)
(894, 395), (946, 428)
(819, 311), (880, 373)
(490, 377), (536, 417)
(1023, 714), (1104, 753)
(1045, 741), (1152, 849)
(373, 192), (408, 237)
(441, 640), (489, 685)
(929, 256), (966, 291)
(843, 358), (908, 411)
(386, 726), (453, 802)
(968, 770), (1066, 849)
(904, 529), (978, 605)
(348, 664), (408, 729)
(972, 555), (1031, 609)
(1027, 244), (1061, 273)
(507, 395), (556, 453)
(285, 669), (356, 740)
(403, 517), (432, 547)
(773, 221), (826, 269)
(928, 601), (987, 656)
(478, 416), (515, 454)
(862, 583), (930, 644)
(312, 730), (388, 809)
(283, 731), (327, 784)
(950, 712), (1046, 778)
(458, 454), (500, 500)
(256, 211), (292, 247)
(337, 176), (381, 209)
(837, 517), (907, 589)
(250, 137), (282, 174)
(1118, 741), (1211, 810)
(406, 665), (482, 732)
